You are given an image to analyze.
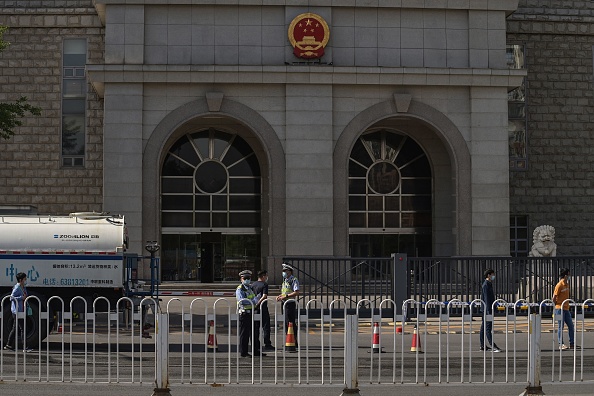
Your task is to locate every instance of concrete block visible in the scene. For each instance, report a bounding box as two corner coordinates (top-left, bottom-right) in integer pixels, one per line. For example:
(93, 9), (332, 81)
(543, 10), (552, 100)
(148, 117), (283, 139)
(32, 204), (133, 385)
(446, 9), (468, 29)
(377, 9), (401, 28)
(424, 10), (446, 29)
(215, 46), (239, 65)
(215, 25), (239, 46)
(424, 29), (447, 49)
(378, 27), (400, 48)
(168, 25), (192, 46)
(239, 26), (262, 46)
(354, 48), (378, 67)
(400, 49), (424, 67)
(192, 25), (215, 46)
(401, 28), (424, 49)
(262, 25), (286, 46)
(378, 49), (401, 67)
(424, 49), (447, 68)
(146, 25), (168, 46)
(168, 46), (191, 64)
(333, 7), (355, 27)
(401, 9), (424, 28)
(144, 46), (167, 64)
(332, 26), (355, 47)
(168, 6), (192, 25)
(354, 8), (379, 28)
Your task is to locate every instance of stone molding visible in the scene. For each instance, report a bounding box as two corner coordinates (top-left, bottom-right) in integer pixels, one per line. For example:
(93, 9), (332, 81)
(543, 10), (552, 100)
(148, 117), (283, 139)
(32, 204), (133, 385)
(87, 66), (526, 97)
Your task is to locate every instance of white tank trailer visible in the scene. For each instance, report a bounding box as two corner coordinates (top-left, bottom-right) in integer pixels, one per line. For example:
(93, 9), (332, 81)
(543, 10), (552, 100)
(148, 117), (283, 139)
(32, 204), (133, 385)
(0, 213), (134, 347)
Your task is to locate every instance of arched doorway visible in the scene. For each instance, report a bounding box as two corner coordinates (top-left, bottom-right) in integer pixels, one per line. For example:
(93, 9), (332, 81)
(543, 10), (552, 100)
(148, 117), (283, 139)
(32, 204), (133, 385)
(160, 127), (262, 282)
(348, 128), (432, 257)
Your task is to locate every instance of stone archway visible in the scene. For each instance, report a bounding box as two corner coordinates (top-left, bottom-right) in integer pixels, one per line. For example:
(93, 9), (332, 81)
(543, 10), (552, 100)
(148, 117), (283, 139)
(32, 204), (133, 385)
(142, 95), (286, 261)
(333, 95), (472, 256)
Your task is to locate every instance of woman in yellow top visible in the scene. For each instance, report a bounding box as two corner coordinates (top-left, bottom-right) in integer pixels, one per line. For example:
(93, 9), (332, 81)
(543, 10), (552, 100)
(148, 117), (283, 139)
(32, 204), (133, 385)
(553, 268), (575, 350)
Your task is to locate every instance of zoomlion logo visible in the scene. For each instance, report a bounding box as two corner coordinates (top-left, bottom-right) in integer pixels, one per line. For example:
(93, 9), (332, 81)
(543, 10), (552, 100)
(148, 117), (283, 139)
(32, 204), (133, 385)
(54, 235), (100, 239)
(288, 13), (330, 59)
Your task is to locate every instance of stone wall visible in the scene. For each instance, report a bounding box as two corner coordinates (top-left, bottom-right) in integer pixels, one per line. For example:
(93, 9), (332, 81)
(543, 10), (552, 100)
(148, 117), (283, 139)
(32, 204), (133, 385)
(0, 1), (104, 214)
(508, 0), (594, 254)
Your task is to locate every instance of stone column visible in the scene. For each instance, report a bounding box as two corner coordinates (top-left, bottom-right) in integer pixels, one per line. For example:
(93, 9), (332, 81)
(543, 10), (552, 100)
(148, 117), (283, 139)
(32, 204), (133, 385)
(103, 83), (144, 255)
(285, 84), (334, 256)
(470, 86), (510, 255)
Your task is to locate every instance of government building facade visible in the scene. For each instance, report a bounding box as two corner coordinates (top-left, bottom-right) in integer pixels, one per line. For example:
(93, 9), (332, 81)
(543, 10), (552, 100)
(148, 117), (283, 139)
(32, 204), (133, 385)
(1, 0), (590, 282)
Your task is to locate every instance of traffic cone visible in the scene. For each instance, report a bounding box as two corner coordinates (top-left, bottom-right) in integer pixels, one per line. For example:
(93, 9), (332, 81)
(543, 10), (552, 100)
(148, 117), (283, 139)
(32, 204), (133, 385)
(410, 325), (423, 353)
(57, 323), (63, 333)
(207, 320), (218, 351)
(285, 322), (296, 352)
(371, 322), (385, 353)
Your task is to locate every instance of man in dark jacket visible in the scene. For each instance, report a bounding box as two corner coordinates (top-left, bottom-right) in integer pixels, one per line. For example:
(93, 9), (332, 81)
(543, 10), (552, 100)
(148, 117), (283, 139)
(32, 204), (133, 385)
(479, 269), (502, 352)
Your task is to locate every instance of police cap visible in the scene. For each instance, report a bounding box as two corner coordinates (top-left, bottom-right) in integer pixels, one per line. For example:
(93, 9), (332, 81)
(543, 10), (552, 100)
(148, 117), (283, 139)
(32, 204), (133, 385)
(238, 269), (252, 277)
(281, 263), (293, 271)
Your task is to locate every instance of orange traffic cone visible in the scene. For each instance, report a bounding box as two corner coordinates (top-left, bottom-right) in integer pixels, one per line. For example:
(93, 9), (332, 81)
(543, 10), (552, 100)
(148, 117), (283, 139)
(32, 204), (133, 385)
(371, 322), (384, 353)
(285, 322), (296, 352)
(207, 320), (218, 351)
(410, 325), (423, 353)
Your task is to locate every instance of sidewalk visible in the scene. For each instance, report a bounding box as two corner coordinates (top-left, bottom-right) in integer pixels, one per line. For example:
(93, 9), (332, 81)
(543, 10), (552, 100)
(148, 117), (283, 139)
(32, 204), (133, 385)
(0, 382), (591, 396)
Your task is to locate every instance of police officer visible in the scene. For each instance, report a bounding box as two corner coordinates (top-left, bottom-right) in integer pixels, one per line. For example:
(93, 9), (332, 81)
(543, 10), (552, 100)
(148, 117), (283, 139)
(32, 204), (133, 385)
(236, 270), (265, 357)
(276, 263), (300, 348)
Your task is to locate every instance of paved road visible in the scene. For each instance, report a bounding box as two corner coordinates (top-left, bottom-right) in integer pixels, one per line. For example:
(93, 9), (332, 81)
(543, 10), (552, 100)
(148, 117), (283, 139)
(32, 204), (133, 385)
(0, 381), (592, 396)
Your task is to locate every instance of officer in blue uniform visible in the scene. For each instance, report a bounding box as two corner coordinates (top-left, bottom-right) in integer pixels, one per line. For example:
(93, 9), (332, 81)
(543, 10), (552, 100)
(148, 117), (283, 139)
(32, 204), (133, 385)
(236, 269), (265, 357)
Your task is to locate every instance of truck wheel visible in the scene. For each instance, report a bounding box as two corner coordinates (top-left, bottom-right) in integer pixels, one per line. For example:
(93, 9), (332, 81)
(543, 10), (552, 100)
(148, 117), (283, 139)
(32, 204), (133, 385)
(0, 298), (48, 349)
(24, 299), (48, 348)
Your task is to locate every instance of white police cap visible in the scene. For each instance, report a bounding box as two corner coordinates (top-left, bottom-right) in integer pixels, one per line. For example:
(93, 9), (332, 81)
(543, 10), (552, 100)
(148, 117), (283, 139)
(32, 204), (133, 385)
(238, 270), (252, 277)
(281, 263), (293, 271)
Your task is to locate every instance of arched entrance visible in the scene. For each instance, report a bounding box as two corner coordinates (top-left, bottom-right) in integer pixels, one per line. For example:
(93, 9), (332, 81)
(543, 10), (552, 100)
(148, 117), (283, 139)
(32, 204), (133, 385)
(160, 127), (262, 282)
(142, 96), (286, 283)
(348, 128), (432, 257)
(334, 97), (471, 257)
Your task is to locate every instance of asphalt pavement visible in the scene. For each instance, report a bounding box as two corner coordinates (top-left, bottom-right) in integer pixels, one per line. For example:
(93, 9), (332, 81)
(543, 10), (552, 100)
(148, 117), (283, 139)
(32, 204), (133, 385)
(0, 381), (593, 396)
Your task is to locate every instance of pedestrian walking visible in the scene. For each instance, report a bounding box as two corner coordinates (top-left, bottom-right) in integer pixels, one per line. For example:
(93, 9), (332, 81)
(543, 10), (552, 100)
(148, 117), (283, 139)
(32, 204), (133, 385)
(4, 272), (32, 352)
(276, 263), (300, 348)
(236, 269), (265, 357)
(252, 270), (274, 351)
(479, 269), (501, 352)
(553, 268), (575, 350)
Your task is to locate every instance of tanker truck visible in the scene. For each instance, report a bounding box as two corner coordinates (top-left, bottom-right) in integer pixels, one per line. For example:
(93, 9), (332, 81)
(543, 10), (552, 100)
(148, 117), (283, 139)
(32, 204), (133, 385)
(0, 212), (145, 348)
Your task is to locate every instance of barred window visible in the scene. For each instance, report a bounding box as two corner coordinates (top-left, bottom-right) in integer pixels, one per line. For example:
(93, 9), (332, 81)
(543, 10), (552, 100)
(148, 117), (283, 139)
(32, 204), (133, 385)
(62, 39), (87, 167)
(510, 215), (529, 257)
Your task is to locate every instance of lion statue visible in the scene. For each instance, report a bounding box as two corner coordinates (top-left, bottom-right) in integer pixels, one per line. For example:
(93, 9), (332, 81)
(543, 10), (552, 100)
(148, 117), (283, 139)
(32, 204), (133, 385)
(529, 225), (557, 257)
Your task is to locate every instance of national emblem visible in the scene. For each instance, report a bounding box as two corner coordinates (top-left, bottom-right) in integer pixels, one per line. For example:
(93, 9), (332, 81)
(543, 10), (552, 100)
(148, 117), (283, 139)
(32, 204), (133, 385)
(288, 13), (330, 60)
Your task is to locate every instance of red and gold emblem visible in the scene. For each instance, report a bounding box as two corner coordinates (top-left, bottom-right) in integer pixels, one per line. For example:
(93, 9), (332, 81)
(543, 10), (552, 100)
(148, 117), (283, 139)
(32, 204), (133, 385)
(288, 13), (330, 60)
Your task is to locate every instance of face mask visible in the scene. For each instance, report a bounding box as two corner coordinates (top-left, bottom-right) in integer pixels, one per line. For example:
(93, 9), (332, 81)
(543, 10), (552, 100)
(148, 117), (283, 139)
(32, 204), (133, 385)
(490, 275), (495, 281)
(282, 272), (287, 279)
(242, 279), (251, 286)
(263, 276), (269, 283)
(566, 276), (570, 282)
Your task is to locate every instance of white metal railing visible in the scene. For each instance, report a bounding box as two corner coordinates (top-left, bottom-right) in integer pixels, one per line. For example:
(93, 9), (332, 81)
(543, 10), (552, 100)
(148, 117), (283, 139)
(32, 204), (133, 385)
(1, 296), (593, 386)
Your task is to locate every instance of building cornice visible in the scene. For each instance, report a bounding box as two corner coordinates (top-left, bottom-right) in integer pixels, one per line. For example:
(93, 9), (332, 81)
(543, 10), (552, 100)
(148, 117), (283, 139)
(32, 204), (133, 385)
(86, 64), (526, 97)
(93, 0), (520, 12)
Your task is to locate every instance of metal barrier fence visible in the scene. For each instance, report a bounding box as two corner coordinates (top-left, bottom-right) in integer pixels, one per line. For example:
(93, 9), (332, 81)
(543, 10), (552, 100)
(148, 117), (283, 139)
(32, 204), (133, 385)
(1, 295), (594, 387)
(284, 256), (594, 310)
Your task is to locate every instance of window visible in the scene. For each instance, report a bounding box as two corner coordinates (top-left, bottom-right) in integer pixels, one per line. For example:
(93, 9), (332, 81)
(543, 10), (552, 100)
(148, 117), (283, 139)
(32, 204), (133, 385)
(161, 128), (261, 229)
(507, 44), (527, 170)
(62, 39), (87, 167)
(510, 215), (529, 257)
(348, 129), (432, 230)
